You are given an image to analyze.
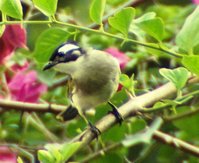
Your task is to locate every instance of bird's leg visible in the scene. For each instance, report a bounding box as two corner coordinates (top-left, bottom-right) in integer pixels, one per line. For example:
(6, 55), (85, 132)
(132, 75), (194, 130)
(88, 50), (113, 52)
(88, 121), (101, 139)
(108, 101), (123, 125)
(78, 110), (101, 139)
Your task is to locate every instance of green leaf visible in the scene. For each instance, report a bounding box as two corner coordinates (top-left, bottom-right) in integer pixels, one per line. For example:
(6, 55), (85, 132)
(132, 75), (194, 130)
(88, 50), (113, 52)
(130, 118), (146, 134)
(89, 0), (106, 25)
(136, 18), (164, 42)
(119, 74), (131, 88)
(159, 67), (189, 90)
(182, 55), (199, 76)
(33, 28), (70, 63)
(0, 25), (5, 37)
(0, 0), (23, 19)
(122, 117), (163, 147)
(134, 12), (156, 23)
(32, 0), (58, 16)
(44, 144), (63, 162)
(108, 7), (135, 37)
(119, 74), (136, 96)
(102, 124), (127, 142)
(60, 142), (82, 161)
(17, 157), (24, 163)
(38, 150), (55, 163)
(176, 6), (199, 54)
(38, 142), (81, 163)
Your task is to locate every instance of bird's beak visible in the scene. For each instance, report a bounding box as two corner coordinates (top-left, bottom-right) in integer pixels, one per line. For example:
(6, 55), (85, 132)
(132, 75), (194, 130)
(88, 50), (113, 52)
(43, 62), (56, 71)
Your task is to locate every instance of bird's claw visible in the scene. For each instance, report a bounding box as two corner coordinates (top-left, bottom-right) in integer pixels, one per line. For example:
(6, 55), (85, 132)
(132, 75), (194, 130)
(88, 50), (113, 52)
(88, 121), (101, 139)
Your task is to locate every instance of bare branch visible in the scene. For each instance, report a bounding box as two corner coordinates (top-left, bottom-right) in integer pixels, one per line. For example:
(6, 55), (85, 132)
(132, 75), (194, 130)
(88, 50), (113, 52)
(0, 100), (66, 114)
(153, 130), (199, 157)
(81, 129), (199, 162)
(1, 77), (199, 158)
(70, 77), (199, 158)
(164, 107), (199, 122)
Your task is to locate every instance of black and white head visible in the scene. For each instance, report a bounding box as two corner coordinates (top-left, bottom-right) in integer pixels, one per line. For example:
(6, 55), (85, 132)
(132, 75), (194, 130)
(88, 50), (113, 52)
(43, 41), (84, 71)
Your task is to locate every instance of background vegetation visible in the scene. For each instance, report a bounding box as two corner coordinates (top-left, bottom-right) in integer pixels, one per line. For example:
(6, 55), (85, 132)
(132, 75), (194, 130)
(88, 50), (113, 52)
(0, 0), (199, 162)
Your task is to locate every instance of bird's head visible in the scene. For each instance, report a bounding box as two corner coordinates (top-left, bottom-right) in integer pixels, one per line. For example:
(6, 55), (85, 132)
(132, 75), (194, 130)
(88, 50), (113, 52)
(43, 41), (84, 71)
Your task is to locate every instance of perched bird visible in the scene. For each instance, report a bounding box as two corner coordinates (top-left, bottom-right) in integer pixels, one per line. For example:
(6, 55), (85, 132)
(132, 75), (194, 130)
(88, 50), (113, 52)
(43, 41), (122, 135)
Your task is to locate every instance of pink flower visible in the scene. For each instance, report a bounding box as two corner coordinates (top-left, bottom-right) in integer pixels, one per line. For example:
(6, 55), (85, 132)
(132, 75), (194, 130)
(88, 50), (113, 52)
(193, 0), (199, 4)
(0, 24), (26, 63)
(11, 62), (29, 72)
(8, 70), (47, 103)
(0, 146), (17, 163)
(105, 48), (130, 69)
(5, 62), (30, 83)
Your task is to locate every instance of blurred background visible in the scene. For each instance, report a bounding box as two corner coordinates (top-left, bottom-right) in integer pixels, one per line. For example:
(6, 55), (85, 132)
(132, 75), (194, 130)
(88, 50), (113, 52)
(0, 0), (199, 162)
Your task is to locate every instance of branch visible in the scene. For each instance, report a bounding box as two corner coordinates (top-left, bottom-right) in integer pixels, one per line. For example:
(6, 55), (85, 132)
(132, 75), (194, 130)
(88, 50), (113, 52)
(1, 77), (198, 158)
(70, 77), (199, 158)
(0, 21), (182, 58)
(164, 107), (199, 122)
(153, 130), (199, 157)
(48, 77), (70, 91)
(81, 128), (199, 162)
(24, 113), (59, 142)
(0, 100), (66, 113)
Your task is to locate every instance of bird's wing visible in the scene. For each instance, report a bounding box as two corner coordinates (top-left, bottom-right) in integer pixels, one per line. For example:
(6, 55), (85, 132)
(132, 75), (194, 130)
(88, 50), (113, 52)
(67, 78), (76, 101)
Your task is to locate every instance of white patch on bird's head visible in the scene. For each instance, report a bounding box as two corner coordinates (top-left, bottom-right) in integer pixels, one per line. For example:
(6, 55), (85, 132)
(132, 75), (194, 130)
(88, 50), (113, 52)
(58, 44), (80, 54)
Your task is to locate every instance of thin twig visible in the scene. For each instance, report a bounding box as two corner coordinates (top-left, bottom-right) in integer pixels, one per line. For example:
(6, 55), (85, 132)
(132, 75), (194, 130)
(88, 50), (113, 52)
(164, 107), (199, 122)
(0, 99), (66, 113)
(81, 128), (199, 162)
(0, 77), (198, 159)
(27, 113), (59, 142)
(48, 76), (70, 90)
(153, 130), (199, 157)
(0, 19), (182, 58)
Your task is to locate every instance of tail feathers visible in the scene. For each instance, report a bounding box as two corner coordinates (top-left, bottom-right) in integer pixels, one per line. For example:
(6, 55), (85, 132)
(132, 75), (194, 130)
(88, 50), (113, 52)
(61, 105), (78, 121)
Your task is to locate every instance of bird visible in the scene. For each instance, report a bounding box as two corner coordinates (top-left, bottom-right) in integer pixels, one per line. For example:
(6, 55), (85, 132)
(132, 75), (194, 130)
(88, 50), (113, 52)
(43, 41), (122, 136)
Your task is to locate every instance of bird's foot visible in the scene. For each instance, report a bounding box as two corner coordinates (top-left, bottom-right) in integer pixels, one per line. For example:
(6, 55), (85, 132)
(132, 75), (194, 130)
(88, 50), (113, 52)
(88, 121), (101, 139)
(108, 102), (123, 125)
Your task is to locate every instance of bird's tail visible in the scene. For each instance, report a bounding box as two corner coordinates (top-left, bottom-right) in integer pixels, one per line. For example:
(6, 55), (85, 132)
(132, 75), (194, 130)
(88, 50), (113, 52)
(59, 105), (78, 121)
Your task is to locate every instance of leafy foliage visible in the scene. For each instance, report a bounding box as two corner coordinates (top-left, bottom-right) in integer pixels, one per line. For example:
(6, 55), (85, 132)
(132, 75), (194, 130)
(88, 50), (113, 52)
(136, 18), (165, 42)
(0, 0), (199, 163)
(182, 55), (199, 76)
(108, 7), (135, 37)
(0, 0), (23, 19)
(32, 0), (58, 16)
(176, 6), (199, 54)
(122, 117), (163, 146)
(159, 67), (189, 90)
(34, 28), (70, 63)
(38, 142), (82, 162)
(89, 0), (106, 25)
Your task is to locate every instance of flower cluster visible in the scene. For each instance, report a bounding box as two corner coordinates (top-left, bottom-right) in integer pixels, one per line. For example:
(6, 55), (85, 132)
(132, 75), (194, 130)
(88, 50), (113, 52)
(0, 25), (47, 103)
(8, 66), (47, 103)
(0, 25), (26, 63)
(0, 146), (17, 163)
